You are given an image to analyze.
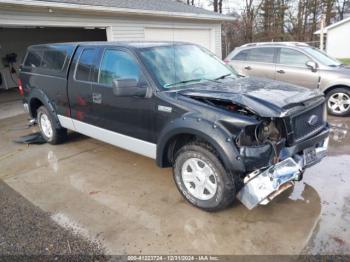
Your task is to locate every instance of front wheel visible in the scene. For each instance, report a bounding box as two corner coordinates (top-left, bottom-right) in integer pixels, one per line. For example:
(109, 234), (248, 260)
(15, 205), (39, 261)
(326, 88), (350, 116)
(173, 142), (236, 211)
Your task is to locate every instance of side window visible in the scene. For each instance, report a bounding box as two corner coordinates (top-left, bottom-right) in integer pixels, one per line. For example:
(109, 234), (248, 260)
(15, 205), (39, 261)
(98, 49), (140, 86)
(246, 48), (275, 63)
(41, 50), (67, 71)
(279, 48), (309, 66)
(232, 50), (248, 61)
(75, 48), (97, 82)
(24, 49), (42, 68)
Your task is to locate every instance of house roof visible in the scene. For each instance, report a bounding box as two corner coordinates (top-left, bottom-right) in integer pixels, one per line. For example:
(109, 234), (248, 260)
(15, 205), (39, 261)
(0, 0), (234, 21)
(314, 17), (350, 34)
(40, 0), (215, 15)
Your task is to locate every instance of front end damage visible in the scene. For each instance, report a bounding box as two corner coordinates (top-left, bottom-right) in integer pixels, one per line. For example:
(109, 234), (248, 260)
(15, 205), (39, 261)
(232, 104), (329, 209)
(184, 92), (329, 210)
(237, 137), (328, 209)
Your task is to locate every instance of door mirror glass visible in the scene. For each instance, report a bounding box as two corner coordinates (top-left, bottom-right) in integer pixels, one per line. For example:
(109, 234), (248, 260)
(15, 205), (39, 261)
(112, 78), (147, 97)
(306, 61), (318, 71)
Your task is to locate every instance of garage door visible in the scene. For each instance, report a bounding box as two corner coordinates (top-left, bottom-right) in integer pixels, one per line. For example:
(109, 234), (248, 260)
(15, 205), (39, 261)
(144, 28), (212, 51)
(0, 27), (106, 90)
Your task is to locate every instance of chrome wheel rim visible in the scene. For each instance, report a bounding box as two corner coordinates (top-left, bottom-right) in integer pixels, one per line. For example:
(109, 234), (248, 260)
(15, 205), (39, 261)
(181, 158), (217, 201)
(328, 93), (350, 114)
(40, 113), (53, 139)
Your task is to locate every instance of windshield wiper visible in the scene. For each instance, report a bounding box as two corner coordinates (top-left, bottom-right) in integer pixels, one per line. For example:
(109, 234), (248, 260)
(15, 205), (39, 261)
(214, 74), (233, 80)
(164, 78), (216, 88)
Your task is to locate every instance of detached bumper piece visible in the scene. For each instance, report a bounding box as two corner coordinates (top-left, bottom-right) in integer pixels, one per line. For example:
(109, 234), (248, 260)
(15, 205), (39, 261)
(237, 138), (328, 210)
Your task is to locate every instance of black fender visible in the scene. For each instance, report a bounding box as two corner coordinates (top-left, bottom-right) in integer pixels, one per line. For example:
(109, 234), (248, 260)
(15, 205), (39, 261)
(156, 114), (246, 174)
(28, 88), (62, 129)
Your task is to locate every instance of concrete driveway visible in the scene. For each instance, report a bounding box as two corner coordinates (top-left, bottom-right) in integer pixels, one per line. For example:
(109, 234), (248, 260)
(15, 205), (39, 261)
(0, 113), (349, 256)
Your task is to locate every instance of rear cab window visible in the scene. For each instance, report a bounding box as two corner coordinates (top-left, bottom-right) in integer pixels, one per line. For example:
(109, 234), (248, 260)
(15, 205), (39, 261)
(41, 50), (67, 71)
(22, 44), (75, 77)
(24, 49), (42, 68)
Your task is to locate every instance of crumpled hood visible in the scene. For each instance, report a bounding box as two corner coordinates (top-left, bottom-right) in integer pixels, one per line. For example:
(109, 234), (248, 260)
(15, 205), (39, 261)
(178, 77), (324, 117)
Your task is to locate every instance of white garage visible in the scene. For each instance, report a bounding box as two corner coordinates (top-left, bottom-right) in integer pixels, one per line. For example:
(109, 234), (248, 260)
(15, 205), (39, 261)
(0, 0), (232, 91)
(144, 27), (213, 51)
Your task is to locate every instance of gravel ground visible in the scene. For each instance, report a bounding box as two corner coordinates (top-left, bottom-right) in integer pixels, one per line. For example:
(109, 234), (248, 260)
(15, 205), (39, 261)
(0, 180), (107, 261)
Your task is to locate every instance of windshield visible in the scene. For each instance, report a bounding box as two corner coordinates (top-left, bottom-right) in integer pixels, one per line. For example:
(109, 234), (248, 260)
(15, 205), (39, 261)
(304, 47), (341, 66)
(139, 44), (237, 89)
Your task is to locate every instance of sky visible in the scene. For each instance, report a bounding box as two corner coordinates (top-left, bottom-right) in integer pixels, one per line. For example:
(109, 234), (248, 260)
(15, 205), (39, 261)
(195, 0), (244, 14)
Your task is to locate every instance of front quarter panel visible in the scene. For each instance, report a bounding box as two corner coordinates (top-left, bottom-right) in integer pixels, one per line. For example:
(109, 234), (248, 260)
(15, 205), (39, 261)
(319, 70), (350, 91)
(157, 114), (246, 174)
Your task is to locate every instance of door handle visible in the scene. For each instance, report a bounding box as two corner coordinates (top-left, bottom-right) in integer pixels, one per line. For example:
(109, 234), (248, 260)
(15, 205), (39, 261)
(244, 66), (252, 70)
(92, 92), (102, 104)
(277, 69), (285, 74)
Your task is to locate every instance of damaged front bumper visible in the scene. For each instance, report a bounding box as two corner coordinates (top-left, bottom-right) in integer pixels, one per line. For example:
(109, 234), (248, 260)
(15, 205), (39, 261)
(237, 136), (329, 210)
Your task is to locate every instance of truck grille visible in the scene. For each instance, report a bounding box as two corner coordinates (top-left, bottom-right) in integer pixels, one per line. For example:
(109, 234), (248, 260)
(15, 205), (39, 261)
(292, 104), (325, 142)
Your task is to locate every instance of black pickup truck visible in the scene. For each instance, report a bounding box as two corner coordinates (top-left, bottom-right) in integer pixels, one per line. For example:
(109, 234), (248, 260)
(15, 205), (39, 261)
(19, 42), (329, 211)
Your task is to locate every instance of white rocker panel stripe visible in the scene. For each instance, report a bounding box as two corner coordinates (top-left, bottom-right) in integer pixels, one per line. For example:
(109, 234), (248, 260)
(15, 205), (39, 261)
(57, 115), (156, 159)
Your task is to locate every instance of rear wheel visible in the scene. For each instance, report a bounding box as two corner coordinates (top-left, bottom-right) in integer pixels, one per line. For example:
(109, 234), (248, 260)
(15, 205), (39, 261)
(37, 106), (67, 144)
(173, 142), (236, 211)
(326, 88), (350, 116)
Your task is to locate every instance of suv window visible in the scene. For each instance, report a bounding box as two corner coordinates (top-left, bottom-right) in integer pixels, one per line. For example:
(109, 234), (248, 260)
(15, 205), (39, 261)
(75, 48), (98, 82)
(279, 48), (309, 66)
(98, 49), (140, 86)
(24, 49), (42, 68)
(247, 48), (275, 63)
(232, 50), (248, 61)
(233, 48), (275, 63)
(41, 50), (67, 71)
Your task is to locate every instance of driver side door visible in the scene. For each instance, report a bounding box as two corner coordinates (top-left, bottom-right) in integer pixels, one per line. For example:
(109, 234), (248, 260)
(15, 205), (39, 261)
(90, 47), (154, 142)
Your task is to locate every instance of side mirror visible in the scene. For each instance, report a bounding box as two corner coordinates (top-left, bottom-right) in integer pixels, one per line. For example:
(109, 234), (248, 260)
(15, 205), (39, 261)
(112, 78), (147, 97)
(306, 61), (318, 72)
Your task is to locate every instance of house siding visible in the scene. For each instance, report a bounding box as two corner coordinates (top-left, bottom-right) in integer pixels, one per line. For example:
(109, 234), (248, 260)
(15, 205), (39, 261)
(326, 21), (350, 59)
(0, 8), (223, 57)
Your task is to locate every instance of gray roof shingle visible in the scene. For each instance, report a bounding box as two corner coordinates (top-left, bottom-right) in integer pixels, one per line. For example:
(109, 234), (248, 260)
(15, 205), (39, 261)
(35, 0), (222, 17)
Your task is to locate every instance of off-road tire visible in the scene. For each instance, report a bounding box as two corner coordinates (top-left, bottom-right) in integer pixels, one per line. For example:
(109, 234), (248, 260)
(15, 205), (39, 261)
(37, 106), (67, 144)
(173, 142), (236, 211)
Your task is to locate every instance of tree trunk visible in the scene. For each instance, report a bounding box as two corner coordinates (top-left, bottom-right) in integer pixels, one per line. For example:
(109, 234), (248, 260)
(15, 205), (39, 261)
(219, 0), (223, 13)
(213, 0), (218, 12)
(324, 0), (335, 25)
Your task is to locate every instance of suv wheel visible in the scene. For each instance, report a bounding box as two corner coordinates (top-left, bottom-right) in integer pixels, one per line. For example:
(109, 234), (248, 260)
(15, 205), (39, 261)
(326, 88), (350, 116)
(37, 106), (67, 144)
(173, 142), (236, 211)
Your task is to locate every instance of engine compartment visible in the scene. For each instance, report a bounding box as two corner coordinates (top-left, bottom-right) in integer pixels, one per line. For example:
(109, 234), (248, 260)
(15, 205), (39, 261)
(236, 119), (287, 171)
(196, 97), (288, 171)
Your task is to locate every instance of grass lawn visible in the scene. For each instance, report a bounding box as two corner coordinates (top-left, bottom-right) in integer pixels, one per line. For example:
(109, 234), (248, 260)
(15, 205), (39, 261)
(339, 58), (350, 64)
